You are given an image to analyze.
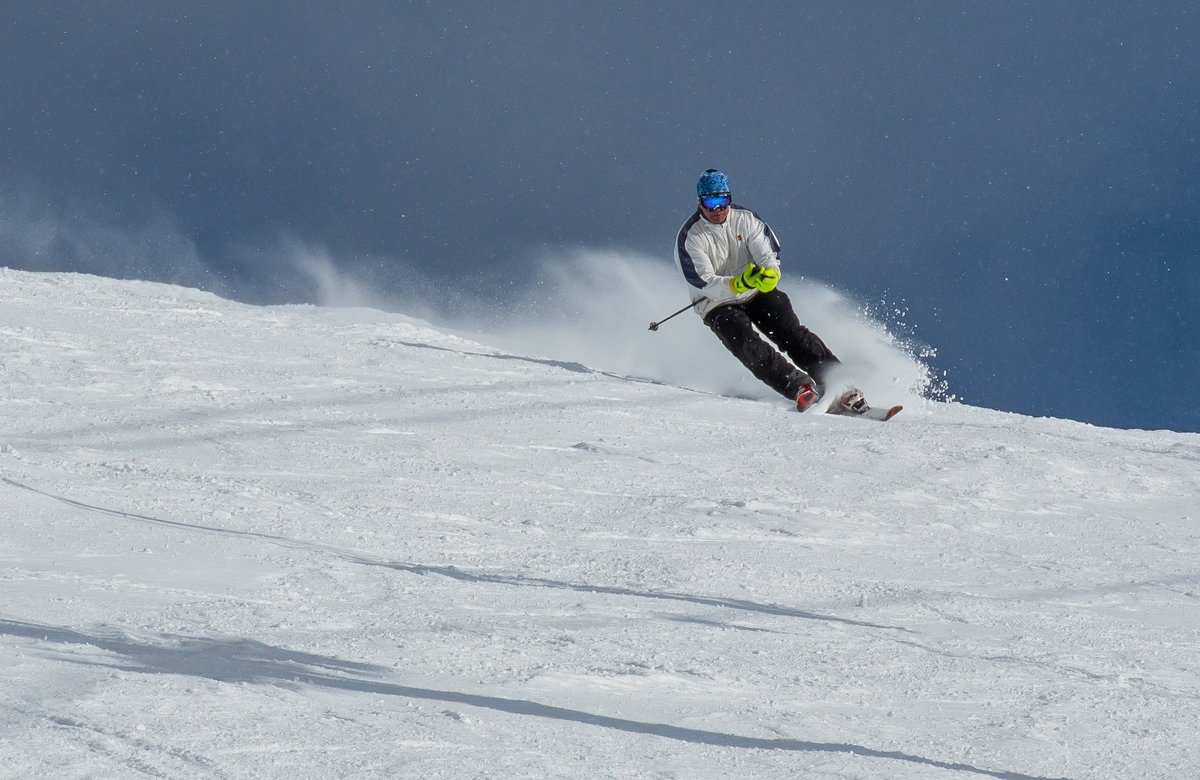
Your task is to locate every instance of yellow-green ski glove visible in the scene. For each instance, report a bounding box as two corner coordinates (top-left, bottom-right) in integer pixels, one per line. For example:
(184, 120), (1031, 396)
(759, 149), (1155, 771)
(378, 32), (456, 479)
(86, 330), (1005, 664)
(729, 262), (761, 293)
(755, 266), (780, 293)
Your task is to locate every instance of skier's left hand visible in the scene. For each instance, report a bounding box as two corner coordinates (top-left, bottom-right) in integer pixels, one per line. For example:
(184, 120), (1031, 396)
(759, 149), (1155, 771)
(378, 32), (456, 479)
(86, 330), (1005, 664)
(755, 267), (780, 293)
(730, 263), (781, 294)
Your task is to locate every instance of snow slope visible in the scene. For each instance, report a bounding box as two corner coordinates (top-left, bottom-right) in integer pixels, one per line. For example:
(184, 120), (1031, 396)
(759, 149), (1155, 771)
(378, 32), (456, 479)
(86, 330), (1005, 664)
(2, 268), (1198, 779)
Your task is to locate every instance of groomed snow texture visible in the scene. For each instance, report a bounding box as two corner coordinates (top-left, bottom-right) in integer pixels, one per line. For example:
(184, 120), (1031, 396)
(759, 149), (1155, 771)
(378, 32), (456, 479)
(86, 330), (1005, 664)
(3, 269), (1198, 779)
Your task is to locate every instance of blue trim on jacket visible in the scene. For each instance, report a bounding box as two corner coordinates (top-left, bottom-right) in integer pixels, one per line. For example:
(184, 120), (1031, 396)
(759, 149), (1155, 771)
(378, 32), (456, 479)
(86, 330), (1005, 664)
(745, 206), (782, 256)
(675, 210), (707, 289)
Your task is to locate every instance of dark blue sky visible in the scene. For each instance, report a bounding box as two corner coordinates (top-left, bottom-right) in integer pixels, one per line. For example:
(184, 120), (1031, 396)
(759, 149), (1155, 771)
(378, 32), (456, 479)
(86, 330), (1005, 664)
(3, 2), (1198, 431)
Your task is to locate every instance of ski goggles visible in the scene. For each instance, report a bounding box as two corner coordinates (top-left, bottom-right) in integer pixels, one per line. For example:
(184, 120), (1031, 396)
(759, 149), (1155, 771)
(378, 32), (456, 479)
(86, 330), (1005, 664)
(699, 193), (732, 211)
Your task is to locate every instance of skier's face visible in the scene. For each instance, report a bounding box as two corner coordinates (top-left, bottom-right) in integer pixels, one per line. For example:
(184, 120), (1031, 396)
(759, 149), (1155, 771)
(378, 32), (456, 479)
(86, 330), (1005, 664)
(699, 198), (730, 224)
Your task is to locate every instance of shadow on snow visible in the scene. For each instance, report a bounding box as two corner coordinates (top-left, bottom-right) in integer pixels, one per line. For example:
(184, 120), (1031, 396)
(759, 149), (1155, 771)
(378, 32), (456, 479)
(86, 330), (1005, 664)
(1, 618), (1066, 780)
(5, 476), (911, 633)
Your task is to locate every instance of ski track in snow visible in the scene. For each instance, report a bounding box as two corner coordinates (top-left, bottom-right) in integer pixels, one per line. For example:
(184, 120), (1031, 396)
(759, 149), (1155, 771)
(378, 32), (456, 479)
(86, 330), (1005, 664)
(2, 269), (1199, 779)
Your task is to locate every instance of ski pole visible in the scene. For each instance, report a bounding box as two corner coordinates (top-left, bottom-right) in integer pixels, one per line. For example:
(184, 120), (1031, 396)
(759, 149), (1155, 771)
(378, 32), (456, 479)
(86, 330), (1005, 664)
(648, 300), (700, 331)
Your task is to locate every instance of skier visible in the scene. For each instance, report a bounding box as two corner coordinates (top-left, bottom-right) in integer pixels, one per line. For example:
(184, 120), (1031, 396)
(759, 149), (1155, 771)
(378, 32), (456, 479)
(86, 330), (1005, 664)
(673, 169), (866, 414)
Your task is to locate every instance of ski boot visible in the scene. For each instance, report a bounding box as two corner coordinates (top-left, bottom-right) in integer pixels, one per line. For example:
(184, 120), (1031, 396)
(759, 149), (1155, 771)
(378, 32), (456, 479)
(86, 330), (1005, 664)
(795, 382), (820, 412)
(827, 387), (869, 416)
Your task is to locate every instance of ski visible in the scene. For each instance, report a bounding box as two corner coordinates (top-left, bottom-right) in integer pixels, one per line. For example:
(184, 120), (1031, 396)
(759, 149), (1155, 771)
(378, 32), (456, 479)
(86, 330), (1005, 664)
(827, 403), (903, 421)
(862, 404), (903, 422)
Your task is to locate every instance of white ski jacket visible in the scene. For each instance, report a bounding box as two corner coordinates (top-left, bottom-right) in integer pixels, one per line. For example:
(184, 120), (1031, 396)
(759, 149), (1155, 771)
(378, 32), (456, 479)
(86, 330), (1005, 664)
(673, 205), (782, 319)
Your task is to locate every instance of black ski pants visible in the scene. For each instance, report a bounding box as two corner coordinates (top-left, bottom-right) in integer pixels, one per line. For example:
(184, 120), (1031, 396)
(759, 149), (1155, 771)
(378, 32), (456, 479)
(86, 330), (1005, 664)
(704, 289), (839, 400)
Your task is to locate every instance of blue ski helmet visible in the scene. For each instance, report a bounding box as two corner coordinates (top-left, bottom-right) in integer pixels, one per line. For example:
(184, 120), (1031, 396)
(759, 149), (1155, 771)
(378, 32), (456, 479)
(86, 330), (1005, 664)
(697, 169), (730, 197)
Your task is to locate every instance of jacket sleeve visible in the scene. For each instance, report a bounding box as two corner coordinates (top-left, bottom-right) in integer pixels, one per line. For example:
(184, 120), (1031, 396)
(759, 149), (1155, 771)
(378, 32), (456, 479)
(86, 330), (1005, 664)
(744, 211), (782, 271)
(677, 228), (748, 308)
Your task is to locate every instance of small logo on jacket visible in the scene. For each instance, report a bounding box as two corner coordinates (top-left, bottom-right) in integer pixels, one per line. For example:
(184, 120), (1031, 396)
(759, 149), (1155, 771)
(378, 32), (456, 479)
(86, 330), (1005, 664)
(736, 234), (743, 242)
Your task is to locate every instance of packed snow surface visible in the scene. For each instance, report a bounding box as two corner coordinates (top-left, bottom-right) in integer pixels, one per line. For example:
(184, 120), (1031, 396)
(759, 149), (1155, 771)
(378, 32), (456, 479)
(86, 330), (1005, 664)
(2, 268), (1198, 779)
